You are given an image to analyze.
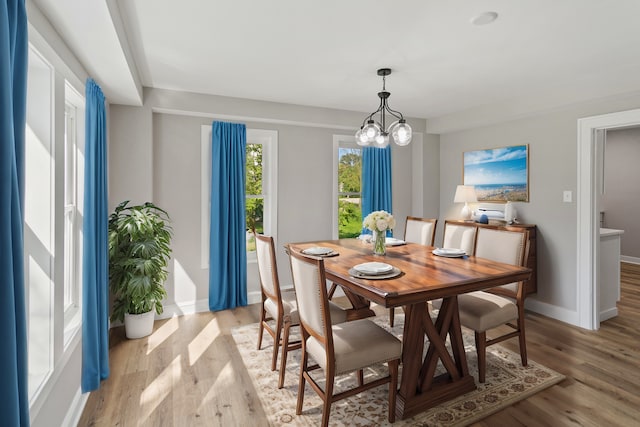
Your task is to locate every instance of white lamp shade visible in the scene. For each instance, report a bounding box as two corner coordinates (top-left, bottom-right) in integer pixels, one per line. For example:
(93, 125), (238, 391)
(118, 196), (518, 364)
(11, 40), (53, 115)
(454, 185), (478, 203)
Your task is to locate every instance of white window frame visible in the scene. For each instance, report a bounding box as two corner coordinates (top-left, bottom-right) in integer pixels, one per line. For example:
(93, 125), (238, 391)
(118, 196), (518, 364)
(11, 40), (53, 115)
(25, 44), (55, 403)
(200, 127), (278, 267)
(332, 135), (360, 239)
(63, 82), (84, 347)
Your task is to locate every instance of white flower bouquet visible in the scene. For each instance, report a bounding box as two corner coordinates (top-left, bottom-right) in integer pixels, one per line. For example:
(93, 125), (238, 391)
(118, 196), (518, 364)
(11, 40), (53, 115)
(363, 210), (395, 255)
(363, 210), (396, 233)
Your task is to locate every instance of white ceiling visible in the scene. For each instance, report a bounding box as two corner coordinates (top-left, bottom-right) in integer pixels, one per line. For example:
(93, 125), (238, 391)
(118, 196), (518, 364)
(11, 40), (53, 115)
(31, 0), (640, 128)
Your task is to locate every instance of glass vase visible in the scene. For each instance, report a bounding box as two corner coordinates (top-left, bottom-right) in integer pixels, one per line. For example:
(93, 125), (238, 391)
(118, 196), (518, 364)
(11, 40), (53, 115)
(373, 230), (386, 256)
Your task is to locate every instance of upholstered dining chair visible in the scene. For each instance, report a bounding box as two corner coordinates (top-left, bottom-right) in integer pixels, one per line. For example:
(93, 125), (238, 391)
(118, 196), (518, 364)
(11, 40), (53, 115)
(442, 220), (478, 256)
(255, 234), (347, 389)
(451, 227), (530, 383)
(404, 216), (437, 246)
(288, 248), (401, 427)
(387, 216), (438, 327)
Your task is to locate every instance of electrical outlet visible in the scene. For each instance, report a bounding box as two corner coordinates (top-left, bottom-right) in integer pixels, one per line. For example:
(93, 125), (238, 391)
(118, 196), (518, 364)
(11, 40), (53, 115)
(563, 190), (572, 203)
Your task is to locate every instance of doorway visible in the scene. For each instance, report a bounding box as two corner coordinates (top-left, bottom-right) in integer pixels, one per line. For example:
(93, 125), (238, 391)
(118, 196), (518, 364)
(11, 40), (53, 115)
(577, 107), (640, 330)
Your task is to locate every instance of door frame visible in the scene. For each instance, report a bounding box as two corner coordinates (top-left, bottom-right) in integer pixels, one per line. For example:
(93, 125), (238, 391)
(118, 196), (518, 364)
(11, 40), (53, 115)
(577, 107), (640, 329)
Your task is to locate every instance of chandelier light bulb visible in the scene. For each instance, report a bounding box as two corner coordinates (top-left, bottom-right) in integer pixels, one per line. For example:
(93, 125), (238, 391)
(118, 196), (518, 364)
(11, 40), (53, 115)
(375, 133), (389, 148)
(362, 120), (381, 143)
(391, 120), (412, 146)
(355, 128), (370, 146)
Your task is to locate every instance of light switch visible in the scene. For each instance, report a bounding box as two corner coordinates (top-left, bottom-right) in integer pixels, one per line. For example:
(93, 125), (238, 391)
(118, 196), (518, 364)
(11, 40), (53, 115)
(563, 190), (572, 203)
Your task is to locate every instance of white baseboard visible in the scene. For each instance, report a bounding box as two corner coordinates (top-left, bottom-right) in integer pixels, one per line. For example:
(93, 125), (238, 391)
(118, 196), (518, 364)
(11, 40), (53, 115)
(599, 307), (618, 322)
(61, 387), (88, 427)
(525, 298), (580, 327)
(621, 255), (640, 265)
(157, 299), (210, 319)
(157, 291), (262, 320)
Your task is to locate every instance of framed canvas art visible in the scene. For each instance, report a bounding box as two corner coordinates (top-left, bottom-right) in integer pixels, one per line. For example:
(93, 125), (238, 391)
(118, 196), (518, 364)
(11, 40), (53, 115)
(463, 144), (529, 202)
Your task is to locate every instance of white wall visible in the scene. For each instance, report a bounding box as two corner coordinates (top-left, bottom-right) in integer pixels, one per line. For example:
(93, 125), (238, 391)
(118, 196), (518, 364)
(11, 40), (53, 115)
(109, 88), (433, 313)
(437, 94), (640, 324)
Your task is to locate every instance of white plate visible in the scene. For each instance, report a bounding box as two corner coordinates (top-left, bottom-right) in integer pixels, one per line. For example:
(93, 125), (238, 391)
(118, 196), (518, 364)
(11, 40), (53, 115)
(353, 262), (394, 275)
(385, 237), (406, 246)
(432, 248), (466, 257)
(302, 246), (334, 256)
(349, 266), (402, 280)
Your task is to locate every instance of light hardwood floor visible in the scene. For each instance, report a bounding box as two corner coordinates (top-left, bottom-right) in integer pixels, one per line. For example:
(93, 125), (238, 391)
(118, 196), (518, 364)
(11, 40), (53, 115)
(78, 263), (640, 426)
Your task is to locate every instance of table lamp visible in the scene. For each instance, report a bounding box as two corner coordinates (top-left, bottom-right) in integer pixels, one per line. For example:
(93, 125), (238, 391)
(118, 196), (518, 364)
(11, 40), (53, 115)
(454, 185), (477, 221)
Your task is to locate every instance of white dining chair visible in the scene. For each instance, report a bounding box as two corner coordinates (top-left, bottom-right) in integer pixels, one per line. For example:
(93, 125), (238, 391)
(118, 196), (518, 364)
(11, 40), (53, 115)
(442, 220), (477, 255)
(455, 227), (529, 382)
(256, 234), (347, 388)
(288, 248), (401, 427)
(404, 216), (437, 246)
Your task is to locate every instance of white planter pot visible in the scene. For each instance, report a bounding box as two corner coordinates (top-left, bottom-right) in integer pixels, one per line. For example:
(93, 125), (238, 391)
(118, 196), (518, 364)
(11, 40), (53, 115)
(124, 310), (155, 339)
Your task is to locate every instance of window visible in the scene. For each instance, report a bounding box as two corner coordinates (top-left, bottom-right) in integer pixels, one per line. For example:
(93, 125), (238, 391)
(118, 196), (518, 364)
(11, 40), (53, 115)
(201, 127), (278, 266)
(63, 83), (84, 346)
(245, 142), (263, 252)
(25, 45), (85, 404)
(333, 136), (362, 238)
(63, 103), (76, 312)
(25, 45), (54, 401)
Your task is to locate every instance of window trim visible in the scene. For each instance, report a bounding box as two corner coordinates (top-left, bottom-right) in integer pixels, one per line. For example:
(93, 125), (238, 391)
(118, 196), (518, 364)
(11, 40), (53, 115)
(62, 81), (84, 349)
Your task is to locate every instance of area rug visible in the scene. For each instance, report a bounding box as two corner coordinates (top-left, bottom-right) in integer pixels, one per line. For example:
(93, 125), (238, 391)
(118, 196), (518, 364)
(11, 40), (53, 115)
(231, 314), (564, 426)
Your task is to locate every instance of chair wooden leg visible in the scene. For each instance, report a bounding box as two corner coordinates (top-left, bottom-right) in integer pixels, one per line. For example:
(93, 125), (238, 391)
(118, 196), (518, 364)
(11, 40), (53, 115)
(357, 369), (364, 386)
(389, 307), (395, 327)
(517, 310), (528, 367)
(278, 321), (291, 389)
(321, 371), (335, 427)
(475, 331), (487, 383)
(388, 359), (399, 423)
(296, 347), (308, 415)
(257, 310), (265, 350)
(271, 317), (283, 371)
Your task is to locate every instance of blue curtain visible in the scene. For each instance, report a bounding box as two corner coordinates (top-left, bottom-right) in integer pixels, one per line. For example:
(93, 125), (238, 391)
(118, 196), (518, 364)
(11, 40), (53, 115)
(209, 121), (247, 311)
(81, 78), (110, 392)
(0, 0), (29, 424)
(362, 146), (392, 235)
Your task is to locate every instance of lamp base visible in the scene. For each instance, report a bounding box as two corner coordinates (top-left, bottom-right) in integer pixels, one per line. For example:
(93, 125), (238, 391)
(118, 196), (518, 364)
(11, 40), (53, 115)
(460, 203), (472, 221)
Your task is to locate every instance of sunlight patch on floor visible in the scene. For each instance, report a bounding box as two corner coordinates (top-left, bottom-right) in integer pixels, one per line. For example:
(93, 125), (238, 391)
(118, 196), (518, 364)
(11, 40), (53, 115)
(140, 354), (182, 421)
(147, 316), (179, 354)
(188, 317), (221, 366)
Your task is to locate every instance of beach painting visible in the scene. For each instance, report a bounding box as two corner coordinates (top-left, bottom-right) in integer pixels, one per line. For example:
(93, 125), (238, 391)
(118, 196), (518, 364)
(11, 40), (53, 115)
(463, 145), (529, 202)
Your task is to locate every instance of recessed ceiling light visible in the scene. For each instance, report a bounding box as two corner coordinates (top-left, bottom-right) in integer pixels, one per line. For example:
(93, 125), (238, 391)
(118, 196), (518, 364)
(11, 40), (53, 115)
(470, 11), (498, 26)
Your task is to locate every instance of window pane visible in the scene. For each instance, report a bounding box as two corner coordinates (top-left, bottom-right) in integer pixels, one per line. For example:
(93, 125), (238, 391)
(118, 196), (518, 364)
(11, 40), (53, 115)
(246, 197), (263, 252)
(338, 197), (362, 238)
(338, 147), (362, 238)
(338, 148), (361, 194)
(246, 143), (263, 196)
(26, 46), (54, 399)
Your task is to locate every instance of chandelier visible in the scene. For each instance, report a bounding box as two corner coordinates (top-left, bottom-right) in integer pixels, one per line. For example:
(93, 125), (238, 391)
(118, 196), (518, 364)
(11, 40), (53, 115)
(355, 68), (412, 147)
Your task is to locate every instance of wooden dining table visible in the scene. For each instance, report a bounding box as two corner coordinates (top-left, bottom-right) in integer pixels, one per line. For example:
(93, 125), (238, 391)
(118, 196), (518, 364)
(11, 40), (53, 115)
(287, 238), (531, 420)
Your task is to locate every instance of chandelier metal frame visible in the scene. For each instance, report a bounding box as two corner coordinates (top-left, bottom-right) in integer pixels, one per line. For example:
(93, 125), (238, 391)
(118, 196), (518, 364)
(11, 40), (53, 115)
(355, 68), (412, 147)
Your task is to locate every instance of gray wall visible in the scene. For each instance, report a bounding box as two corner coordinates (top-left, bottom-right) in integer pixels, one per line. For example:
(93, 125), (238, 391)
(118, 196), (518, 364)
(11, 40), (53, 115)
(437, 94), (640, 321)
(602, 127), (640, 259)
(109, 88), (434, 311)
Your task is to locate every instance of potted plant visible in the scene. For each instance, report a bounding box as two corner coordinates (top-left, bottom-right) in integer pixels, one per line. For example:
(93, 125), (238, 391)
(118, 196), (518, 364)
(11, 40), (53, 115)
(108, 200), (172, 339)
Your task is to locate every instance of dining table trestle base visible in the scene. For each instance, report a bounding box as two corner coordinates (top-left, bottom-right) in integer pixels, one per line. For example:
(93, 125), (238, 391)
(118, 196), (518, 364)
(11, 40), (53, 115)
(394, 297), (477, 420)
